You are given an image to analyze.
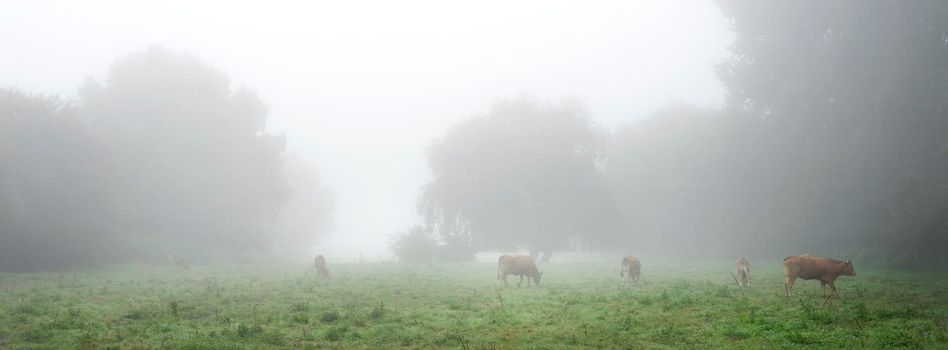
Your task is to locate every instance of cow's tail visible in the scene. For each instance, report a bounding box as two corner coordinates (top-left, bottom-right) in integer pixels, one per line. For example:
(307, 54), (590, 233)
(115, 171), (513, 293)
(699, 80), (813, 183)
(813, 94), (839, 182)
(497, 255), (508, 279)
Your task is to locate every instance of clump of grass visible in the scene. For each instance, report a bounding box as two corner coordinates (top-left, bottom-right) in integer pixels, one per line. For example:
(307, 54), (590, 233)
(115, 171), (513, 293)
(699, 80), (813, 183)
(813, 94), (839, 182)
(787, 330), (822, 345)
(289, 301), (311, 313)
(290, 314), (309, 324)
(168, 300), (179, 318)
(324, 325), (349, 341)
(874, 304), (922, 320)
(321, 310), (340, 323)
(370, 302), (385, 319)
(124, 307), (149, 320)
(235, 323), (252, 338)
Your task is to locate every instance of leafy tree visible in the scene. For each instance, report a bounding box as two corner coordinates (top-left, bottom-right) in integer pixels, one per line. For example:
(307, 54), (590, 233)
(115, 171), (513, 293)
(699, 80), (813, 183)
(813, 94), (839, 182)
(716, 0), (948, 261)
(608, 104), (740, 257)
(0, 88), (114, 271)
(80, 47), (291, 260)
(420, 96), (621, 261)
(266, 154), (334, 260)
(390, 225), (437, 263)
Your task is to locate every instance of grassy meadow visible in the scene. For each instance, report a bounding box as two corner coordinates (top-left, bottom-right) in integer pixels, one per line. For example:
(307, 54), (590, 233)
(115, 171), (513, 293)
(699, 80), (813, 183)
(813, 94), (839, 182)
(0, 261), (946, 349)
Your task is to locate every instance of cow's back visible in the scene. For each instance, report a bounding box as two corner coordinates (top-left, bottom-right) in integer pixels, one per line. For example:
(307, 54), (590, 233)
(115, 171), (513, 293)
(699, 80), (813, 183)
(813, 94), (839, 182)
(622, 256), (641, 271)
(737, 257), (749, 272)
(499, 255), (539, 276)
(784, 255), (842, 280)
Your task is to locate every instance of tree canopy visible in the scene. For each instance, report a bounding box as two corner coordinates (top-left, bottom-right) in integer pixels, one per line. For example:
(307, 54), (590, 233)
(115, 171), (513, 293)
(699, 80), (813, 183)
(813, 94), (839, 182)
(716, 0), (948, 263)
(420, 96), (621, 261)
(0, 88), (114, 270)
(80, 47), (291, 260)
(1, 48), (333, 270)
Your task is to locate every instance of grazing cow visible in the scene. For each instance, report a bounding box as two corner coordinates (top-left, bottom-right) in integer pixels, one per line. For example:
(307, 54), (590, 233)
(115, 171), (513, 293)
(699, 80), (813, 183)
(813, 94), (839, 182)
(783, 255), (855, 297)
(314, 255), (330, 277)
(497, 255), (542, 287)
(736, 257), (750, 287)
(167, 253), (190, 270)
(620, 256), (641, 285)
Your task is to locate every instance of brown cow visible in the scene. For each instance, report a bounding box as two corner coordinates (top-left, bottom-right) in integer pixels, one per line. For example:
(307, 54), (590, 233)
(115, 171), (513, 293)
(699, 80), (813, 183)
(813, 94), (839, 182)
(620, 256), (641, 285)
(736, 257), (750, 287)
(314, 254), (330, 277)
(497, 255), (542, 287)
(167, 253), (190, 270)
(783, 255), (855, 297)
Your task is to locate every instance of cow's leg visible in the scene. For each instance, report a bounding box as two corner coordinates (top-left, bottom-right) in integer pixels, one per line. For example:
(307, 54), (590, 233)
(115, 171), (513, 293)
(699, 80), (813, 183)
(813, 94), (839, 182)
(829, 281), (838, 297)
(820, 281), (827, 297)
(502, 274), (509, 288)
(784, 276), (795, 296)
(517, 275), (524, 287)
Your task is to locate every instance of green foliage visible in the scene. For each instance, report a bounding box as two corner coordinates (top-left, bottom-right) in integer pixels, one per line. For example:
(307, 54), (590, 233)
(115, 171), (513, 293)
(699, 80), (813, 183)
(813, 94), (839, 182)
(607, 1), (948, 260)
(320, 310), (340, 323)
(370, 302), (385, 319)
(80, 47), (291, 259)
(390, 225), (437, 263)
(421, 95), (621, 256)
(1, 48), (333, 271)
(714, 0), (948, 260)
(0, 88), (116, 270)
(0, 262), (944, 349)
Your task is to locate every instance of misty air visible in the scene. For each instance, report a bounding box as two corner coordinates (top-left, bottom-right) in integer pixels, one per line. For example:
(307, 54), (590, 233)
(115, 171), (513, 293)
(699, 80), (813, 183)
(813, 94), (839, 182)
(1, 1), (946, 348)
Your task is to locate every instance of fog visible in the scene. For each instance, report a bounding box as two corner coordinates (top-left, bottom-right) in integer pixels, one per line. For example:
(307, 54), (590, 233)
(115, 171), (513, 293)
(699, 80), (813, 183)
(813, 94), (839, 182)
(2, 1), (946, 270)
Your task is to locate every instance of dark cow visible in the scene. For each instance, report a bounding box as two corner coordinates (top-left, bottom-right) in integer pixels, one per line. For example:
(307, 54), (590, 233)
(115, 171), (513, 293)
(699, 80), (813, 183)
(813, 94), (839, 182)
(620, 256), (641, 285)
(497, 255), (542, 287)
(783, 255), (855, 297)
(167, 253), (190, 270)
(314, 254), (330, 277)
(736, 257), (750, 287)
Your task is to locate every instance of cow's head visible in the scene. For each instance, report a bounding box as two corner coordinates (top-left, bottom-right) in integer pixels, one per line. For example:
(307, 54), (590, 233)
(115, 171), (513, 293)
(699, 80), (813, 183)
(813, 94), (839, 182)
(842, 261), (855, 276)
(534, 271), (543, 285)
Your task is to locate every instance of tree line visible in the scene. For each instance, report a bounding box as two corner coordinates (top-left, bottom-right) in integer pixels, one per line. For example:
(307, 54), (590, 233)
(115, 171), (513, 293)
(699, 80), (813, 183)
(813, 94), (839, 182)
(0, 48), (333, 271)
(408, 0), (948, 265)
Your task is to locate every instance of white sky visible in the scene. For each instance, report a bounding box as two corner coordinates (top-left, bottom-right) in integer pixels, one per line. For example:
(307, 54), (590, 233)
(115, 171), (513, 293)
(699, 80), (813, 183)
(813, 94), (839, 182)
(0, 0), (733, 261)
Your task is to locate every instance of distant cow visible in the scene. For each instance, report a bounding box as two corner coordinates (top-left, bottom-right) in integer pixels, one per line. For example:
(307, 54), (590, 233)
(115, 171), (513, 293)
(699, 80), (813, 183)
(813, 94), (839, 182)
(736, 257), (750, 287)
(620, 256), (641, 285)
(314, 255), (330, 277)
(783, 255), (855, 297)
(167, 253), (190, 270)
(497, 255), (542, 287)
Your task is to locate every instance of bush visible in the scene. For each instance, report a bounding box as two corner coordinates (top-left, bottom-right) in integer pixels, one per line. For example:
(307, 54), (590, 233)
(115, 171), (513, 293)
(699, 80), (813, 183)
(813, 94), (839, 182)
(390, 225), (437, 263)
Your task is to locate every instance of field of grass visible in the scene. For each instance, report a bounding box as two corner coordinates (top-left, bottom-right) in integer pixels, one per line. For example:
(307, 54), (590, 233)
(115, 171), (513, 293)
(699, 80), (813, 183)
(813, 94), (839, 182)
(0, 261), (946, 349)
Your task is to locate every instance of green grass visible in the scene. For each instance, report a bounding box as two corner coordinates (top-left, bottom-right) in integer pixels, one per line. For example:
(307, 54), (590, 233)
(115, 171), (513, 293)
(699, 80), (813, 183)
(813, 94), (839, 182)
(0, 261), (945, 349)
